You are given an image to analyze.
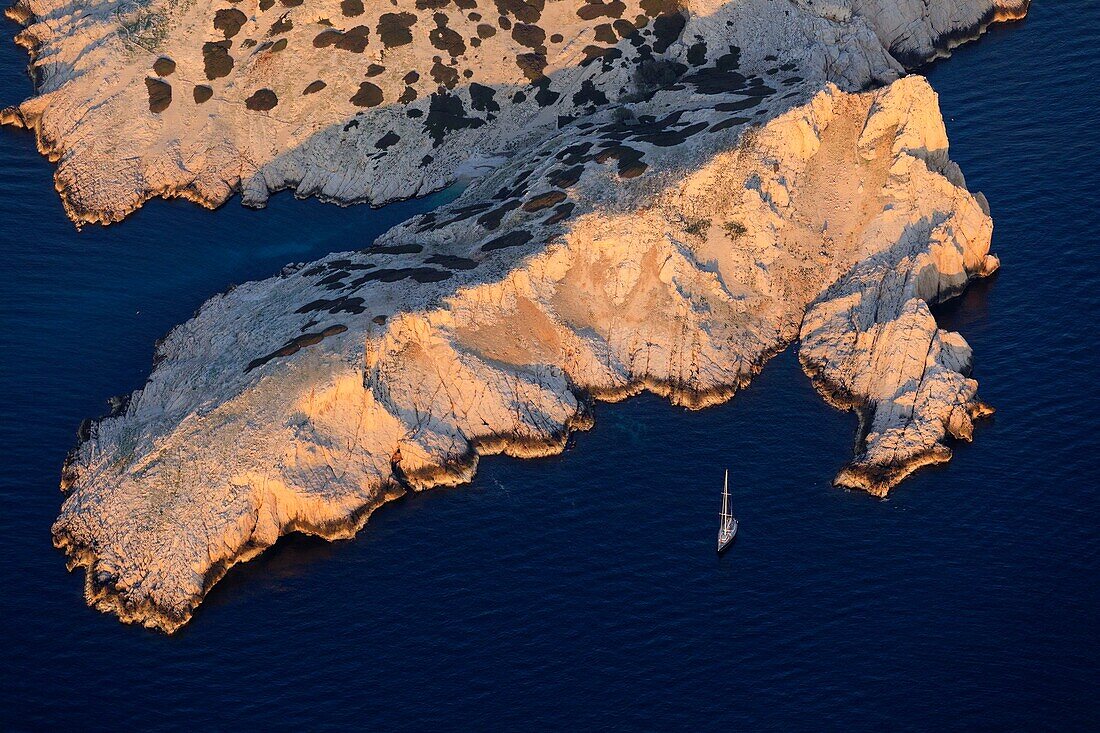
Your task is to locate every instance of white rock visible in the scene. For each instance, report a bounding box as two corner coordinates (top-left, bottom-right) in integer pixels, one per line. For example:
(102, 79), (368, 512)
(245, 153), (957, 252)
(54, 74), (1000, 631)
(3, 0), (1024, 224)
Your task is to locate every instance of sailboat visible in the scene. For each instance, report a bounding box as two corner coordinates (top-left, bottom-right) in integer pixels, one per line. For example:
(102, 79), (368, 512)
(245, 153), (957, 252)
(717, 469), (738, 553)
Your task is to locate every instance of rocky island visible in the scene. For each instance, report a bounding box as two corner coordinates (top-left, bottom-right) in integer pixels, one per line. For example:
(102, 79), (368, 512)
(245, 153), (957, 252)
(4, 0), (1027, 630)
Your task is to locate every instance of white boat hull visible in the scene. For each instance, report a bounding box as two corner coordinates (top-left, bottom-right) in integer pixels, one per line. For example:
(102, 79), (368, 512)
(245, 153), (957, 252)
(717, 519), (738, 554)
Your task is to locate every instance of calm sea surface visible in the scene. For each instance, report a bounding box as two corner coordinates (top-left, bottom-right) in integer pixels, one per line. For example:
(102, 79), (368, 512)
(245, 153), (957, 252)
(1, 3), (1097, 729)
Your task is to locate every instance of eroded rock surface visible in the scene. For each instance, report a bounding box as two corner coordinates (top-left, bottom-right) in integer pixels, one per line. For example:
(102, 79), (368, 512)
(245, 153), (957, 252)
(3, 0), (1026, 224)
(56, 75), (999, 631)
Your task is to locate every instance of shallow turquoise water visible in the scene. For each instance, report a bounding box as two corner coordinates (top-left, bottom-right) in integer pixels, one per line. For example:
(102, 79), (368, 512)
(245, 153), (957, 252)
(1, 3), (1097, 729)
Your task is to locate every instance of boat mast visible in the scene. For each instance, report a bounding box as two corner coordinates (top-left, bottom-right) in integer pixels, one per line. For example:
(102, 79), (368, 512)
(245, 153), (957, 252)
(721, 470), (730, 523)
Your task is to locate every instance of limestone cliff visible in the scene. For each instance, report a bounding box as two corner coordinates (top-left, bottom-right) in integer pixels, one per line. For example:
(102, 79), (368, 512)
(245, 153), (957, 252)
(3, 0), (1025, 224)
(55, 75), (999, 631)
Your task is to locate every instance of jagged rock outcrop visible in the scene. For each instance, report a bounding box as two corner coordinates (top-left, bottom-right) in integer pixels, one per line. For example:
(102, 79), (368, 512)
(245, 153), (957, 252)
(3, 0), (1024, 224)
(55, 74), (999, 631)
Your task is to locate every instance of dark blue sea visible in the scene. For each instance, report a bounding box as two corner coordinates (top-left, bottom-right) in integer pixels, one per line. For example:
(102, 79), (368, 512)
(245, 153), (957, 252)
(1, 3), (1097, 729)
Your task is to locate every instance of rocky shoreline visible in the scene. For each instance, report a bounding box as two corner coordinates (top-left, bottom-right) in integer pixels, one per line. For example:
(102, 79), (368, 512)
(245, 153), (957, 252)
(2, 0), (1027, 630)
(56, 71), (1002, 631)
(4, 0), (1025, 225)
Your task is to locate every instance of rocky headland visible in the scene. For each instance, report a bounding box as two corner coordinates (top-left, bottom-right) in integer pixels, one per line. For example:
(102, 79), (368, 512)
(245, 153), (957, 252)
(3, 0), (1027, 630)
(4, 0), (1025, 223)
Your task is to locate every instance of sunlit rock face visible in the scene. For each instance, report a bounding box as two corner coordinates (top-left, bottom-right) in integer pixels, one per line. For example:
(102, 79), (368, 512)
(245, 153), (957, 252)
(17, 0), (1027, 631)
(56, 74), (998, 631)
(3, 0), (1022, 225)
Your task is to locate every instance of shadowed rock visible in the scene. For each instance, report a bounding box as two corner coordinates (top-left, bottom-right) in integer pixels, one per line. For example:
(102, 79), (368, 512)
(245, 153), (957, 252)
(245, 89), (278, 111)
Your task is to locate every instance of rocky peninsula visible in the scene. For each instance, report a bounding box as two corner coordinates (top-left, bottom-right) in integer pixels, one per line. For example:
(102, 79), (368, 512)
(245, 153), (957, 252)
(4, 0), (1025, 223)
(5, 0), (1027, 630)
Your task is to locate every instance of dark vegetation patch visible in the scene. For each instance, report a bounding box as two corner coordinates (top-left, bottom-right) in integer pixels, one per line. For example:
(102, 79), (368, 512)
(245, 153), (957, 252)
(375, 131), (400, 148)
(303, 80), (326, 94)
(269, 12), (293, 34)
(577, 0), (626, 20)
(469, 83), (499, 115)
(335, 25), (371, 52)
(556, 141), (593, 164)
(245, 325), (348, 373)
(325, 258), (375, 271)
(595, 144), (646, 177)
(202, 41), (234, 79)
(367, 242), (423, 254)
(640, 0), (680, 16)
(522, 190), (566, 212)
(435, 201), (493, 227)
(313, 29), (342, 47)
(687, 40), (706, 65)
(511, 22), (546, 49)
(431, 58), (459, 88)
(424, 92), (484, 145)
(481, 230), (534, 251)
(378, 11), (417, 46)
(632, 120), (707, 146)
(723, 220), (746, 238)
(145, 77), (172, 113)
(532, 77), (559, 106)
(193, 84), (213, 103)
(350, 81), (384, 107)
(495, 0), (544, 23)
(548, 165), (585, 188)
(214, 8), (247, 39)
(152, 57), (175, 76)
(317, 270), (350, 288)
(414, 212), (439, 231)
(427, 254), (479, 270)
(430, 13), (466, 56)
(631, 57), (683, 97)
(581, 45), (621, 67)
(516, 52), (548, 81)
(542, 201), (575, 225)
(594, 23), (616, 43)
(683, 217), (710, 236)
(477, 199), (521, 229)
(297, 296), (366, 315)
(366, 63), (386, 76)
(651, 11), (686, 54)
(245, 88), (278, 110)
(492, 167), (534, 201)
(572, 78), (608, 107)
(709, 115), (749, 133)
(350, 267), (452, 284)
(341, 0), (364, 16)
